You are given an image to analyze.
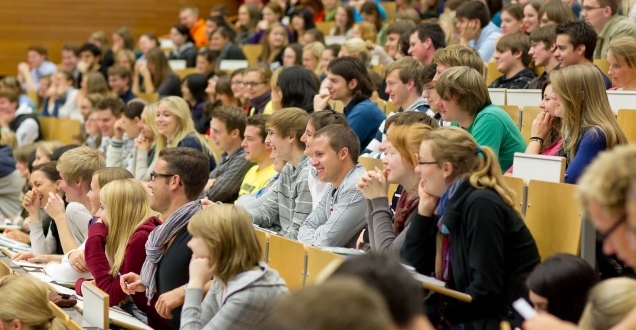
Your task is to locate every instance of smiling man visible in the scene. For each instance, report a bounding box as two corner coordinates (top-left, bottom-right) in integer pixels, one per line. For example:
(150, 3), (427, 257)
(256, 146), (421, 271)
(204, 105), (253, 203)
(298, 125), (367, 248)
(582, 0), (636, 60)
(237, 114), (276, 198)
(489, 33), (536, 89)
(248, 108), (313, 239)
(528, 25), (560, 89)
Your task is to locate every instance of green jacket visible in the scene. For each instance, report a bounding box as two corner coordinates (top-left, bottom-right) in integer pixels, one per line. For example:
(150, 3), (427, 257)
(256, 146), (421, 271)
(594, 15), (636, 60)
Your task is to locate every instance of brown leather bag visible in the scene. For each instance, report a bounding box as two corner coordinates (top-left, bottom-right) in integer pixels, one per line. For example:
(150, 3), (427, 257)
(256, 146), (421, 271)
(48, 292), (78, 308)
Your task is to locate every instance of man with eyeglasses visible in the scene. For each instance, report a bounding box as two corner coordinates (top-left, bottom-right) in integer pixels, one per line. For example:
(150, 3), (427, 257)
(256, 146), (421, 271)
(581, 0), (636, 60)
(364, 57), (430, 158)
(528, 25), (560, 89)
(524, 145), (636, 330)
(120, 147), (210, 329)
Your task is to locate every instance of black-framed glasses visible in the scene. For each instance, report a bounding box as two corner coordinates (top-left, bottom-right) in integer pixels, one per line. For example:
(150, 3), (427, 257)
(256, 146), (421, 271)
(597, 214), (627, 242)
(150, 172), (176, 182)
(243, 81), (264, 87)
(414, 153), (438, 167)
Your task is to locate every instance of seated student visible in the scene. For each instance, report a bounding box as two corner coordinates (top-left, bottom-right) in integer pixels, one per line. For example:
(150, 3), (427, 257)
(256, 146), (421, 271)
(196, 48), (219, 80)
(302, 42), (326, 77)
(154, 96), (216, 170)
(248, 108), (312, 239)
(298, 125), (366, 247)
(0, 275), (69, 330)
(385, 21), (416, 60)
(204, 106), (254, 203)
(528, 25), (560, 89)
(538, 0), (576, 27)
(168, 24), (197, 68)
(408, 23), (447, 66)
(526, 253), (600, 324)
(41, 70), (80, 120)
(366, 57), (429, 156)
(16, 45), (58, 92)
(181, 73), (208, 122)
(75, 178), (167, 328)
(210, 26), (247, 69)
(277, 66), (320, 112)
(500, 4), (524, 36)
(95, 97), (125, 155)
(358, 123), (432, 254)
(77, 43), (107, 80)
(0, 76), (35, 110)
(120, 147), (211, 328)
(108, 65), (136, 104)
(607, 37), (636, 91)
(237, 114), (276, 198)
(131, 103), (158, 181)
(107, 100), (144, 171)
(329, 254), (435, 330)
(339, 38), (375, 68)
(506, 80), (562, 174)
(421, 63), (445, 127)
(291, 8), (316, 43)
(0, 91), (41, 147)
(133, 48), (182, 97)
(244, 66), (274, 116)
(435, 66), (526, 171)
(259, 23), (288, 71)
(555, 20), (612, 89)
(301, 28), (325, 45)
(215, 75), (241, 107)
(300, 111), (350, 209)
(0, 132), (23, 221)
(330, 4), (355, 37)
(282, 43), (304, 67)
(259, 278), (393, 330)
(234, 4), (259, 45)
(551, 66), (627, 183)
(314, 57), (386, 151)
(180, 205), (289, 329)
(489, 33), (536, 89)
(406, 127), (540, 329)
(578, 278), (636, 329)
(114, 49), (137, 73)
(33, 141), (63, 167)
(432, 44), (485, 83)
(455, 1), (502, 61)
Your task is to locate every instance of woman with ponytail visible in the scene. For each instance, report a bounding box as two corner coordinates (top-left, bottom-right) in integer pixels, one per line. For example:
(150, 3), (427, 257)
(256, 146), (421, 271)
(0, 275), (68, 330)
(403, 126), (540, 330)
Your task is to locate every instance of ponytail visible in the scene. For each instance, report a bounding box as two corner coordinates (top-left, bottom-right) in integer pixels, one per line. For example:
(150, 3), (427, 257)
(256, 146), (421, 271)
(49, 316), (69, 330)
(425, 127), (521, 217)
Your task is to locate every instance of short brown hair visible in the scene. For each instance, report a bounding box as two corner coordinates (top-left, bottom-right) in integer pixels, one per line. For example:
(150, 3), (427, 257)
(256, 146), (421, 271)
(210, 105), (247, 139)
(188, 205), (262, 285)
(598, 0), (619, 14)
(244, 65), (273, 84)
(385, 56), (425, 94)
(95, 97), (125, 117)
(314, 125), (360, 163)
(0, 91), (18, 104)
(27, 45), (47, 56)
(433, 45), (484, 74)
(422, 63), (437, 84)
(107, 65), (132, 81)
(435, 66), (491, 116)
(496, 33), (532, 67)
(385, 20), (416, 37)
(539, 0), (576, 25)
(159, 147), (211, 200)
(529, 24), (557, 49)
(266, 108), (309, 150)
(246, 114), (269, 142)
(385, 111), (439, 131)
(56, 146), (105, 188)
(61, 43), (80, 56)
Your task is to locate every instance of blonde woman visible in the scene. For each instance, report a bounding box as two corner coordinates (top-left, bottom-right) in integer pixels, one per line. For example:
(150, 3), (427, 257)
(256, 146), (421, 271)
(132, 103), (159, 181)
(258, 23), (289, 71)
(155, 96), (216, 169)
(404, 127), (540, 329)
(550, 65), (628, 184)
(607, 37), (636, 91)
(75, 178), (167, 328)
(0, 275), (69, 330)
(578, 278), (636, 330)
(340, 38), (374, 67)
(114, 49), (137, 72)
(32, 140), (64, 167)
(302, 41), (326, 77)
(351, 22), (394, 65)
(180, 205), (289, 329)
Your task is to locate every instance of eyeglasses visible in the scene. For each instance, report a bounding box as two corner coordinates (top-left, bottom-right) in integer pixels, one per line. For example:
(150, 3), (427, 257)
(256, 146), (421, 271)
(597, 214), (627, 242)
(582, 6), (604, 11)
(414, 153), (438, 167)
(231, 80), (243, 85)
(243, 81), (265, 87)
(150, 171), (175, 182)
(423, 85), (435, 95)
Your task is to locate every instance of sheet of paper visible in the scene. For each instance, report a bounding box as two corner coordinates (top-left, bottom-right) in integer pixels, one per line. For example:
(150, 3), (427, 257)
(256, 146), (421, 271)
(13, 260), (45, 268)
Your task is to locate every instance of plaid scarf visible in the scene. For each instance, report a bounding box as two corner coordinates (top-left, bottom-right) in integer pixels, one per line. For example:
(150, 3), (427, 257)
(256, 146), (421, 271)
(434, 179), (462, 282)
(394, 189), (419, 236)
(141, 200), (202, 302)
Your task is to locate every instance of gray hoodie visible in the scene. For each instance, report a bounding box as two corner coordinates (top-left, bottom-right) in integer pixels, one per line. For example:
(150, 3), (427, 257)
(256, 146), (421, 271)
(180, 262), (289, 330)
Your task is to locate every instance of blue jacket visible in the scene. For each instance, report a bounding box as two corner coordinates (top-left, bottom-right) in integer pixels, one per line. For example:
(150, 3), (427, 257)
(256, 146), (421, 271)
(0, 144), (16, 178)
(344, 98), (386, 151)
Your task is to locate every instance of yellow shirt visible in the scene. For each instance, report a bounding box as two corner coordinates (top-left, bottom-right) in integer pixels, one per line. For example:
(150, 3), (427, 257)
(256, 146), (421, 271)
(237, 164), (277, 198)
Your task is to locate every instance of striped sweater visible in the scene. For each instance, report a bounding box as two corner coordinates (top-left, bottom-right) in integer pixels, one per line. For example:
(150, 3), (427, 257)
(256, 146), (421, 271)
(248, 155), (313, 239)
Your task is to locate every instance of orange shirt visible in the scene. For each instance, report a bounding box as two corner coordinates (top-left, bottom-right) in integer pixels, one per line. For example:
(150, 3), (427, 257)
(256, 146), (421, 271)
(190, 19), (209, 47)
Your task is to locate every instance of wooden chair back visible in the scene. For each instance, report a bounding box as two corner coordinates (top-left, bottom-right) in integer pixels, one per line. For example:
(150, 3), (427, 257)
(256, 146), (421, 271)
(136, 93), (159, 104)
(254, 229), (270, 262)
(48, 301), (70, 322)
(38, 117), (57, 141)
(316, 22), (336, 36)
(500, 105), (521, 129)
(54, 118), (82, 144)
(358, 157), (383, 172)
(520, 106), (543, 143)
(502, 175), (526, 214)
(617, 109), (636, 143)
(174, 68), (200, 80)
(242, 44), (263, 67)
(0, 261), (13, 276)
(267, 235), (308, 291)
(524, 180), (582, 260)
(485, 61), (503, 86)
(305, 246), (345, 286)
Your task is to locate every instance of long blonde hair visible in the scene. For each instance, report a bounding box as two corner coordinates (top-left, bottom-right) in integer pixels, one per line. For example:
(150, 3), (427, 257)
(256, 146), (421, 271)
(550, 65), (627, 159)
(342, 38), (374, 67)
(187, 205), (262, 285)
(100, 178), (155, 277)
(155, 96), (211, 156)
(0, 275), (68, 330)
(303, 41), (326, 76)
(578, 278), (636, 330)
(424, 127), (520, 216)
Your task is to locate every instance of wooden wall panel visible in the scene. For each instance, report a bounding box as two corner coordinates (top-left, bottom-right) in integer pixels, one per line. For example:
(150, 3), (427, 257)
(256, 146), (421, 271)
(0, 0), (238, 76)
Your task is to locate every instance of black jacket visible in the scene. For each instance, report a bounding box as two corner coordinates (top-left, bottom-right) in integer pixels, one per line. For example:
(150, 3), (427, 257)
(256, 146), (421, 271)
(442, 181), (540, 330)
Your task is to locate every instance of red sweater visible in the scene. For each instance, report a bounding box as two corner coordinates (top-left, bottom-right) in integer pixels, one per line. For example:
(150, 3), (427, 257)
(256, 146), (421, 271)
(76, 217), (171, 329)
